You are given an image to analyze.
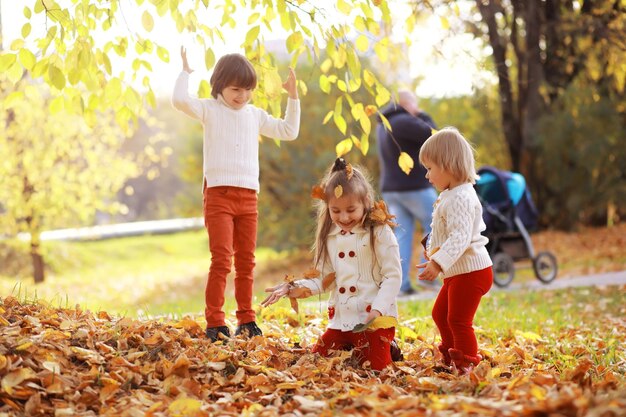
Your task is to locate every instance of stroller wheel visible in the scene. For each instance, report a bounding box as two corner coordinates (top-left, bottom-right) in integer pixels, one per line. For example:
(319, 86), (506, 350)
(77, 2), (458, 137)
(533, 251), (558, 283)
(492, 253), (515, 287)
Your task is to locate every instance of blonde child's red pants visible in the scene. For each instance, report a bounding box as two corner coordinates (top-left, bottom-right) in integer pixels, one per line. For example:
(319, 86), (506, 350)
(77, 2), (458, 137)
(203, 185), (258, 328)
(431, 267), (493, 357)
(312, 327), (395, 371)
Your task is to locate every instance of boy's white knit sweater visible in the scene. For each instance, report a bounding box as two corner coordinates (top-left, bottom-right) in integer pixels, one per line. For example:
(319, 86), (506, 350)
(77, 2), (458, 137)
(428, 183), (492, 279)
(172, 71), (301, 192)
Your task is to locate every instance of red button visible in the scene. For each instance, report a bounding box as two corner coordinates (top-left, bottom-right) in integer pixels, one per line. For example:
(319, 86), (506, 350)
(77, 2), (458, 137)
(349, 286), (356, 293)
(339, 252), (345, 258)
(349, 251), (355, 257)
(339, 287), (346, 294)
(366, 305), (371, 312)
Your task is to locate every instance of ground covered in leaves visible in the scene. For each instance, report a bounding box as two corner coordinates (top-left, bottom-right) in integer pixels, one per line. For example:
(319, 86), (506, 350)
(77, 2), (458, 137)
(2, 284), (626, 417)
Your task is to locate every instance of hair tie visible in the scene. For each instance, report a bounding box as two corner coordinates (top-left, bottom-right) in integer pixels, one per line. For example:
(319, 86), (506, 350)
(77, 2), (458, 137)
(332, 158), (347, 172)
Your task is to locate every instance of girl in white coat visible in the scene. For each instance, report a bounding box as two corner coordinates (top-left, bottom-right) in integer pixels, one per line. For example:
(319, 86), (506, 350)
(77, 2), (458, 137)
(263, 158), (402, 370)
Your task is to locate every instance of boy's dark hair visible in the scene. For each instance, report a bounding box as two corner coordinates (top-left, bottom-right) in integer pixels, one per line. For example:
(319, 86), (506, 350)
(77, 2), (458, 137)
(210, 54), (257, 99)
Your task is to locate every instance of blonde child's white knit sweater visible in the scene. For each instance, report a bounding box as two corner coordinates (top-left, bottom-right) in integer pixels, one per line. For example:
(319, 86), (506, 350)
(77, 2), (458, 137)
(172, 71), (300, 192)
(428, 183), (492, 279)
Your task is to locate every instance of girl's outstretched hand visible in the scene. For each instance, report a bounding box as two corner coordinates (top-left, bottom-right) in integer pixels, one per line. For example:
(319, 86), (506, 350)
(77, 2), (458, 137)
(364, 309), (382, 324)
(180, 46), (193, 74)
(417, 260), (441, 281)
(261, 283), (291, 307)
(282, 68), (298, 99)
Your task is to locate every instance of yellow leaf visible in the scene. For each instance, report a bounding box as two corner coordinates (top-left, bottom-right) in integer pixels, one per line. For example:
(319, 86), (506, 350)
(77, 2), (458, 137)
(334, 114), (347, 135)
(336, 138), (352, 156)
(355, 34), (369, 52)
(439, 16), (450, 30)
(205, 48), (215, 70)
(337, 0), (352, 15)
(1, 368), (37, 395)
(286, 31), (303, 53)
(245, 26), (260, 46)
(21, 23), (32, 38)
(15, 342), (33, 351)
(334, 184), (343, 198)
(48, 64), (65, 90)
(157, 46), (169, 63)
(141, 11), (154, 32)
(398, 152), (414, 175)
(168, 397), (203, 417)
(263, 68), (283, 99)
(367, 316), (398, 331)
(276, 381), (305, 389)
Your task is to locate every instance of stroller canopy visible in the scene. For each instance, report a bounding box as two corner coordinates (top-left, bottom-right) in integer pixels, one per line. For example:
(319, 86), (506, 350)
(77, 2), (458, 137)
(475, 166), (539, 231)
(476, 169), (526, 205)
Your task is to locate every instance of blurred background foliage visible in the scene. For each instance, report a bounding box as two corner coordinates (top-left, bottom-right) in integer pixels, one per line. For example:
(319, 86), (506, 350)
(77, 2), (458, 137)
(1, 0), (624, 282)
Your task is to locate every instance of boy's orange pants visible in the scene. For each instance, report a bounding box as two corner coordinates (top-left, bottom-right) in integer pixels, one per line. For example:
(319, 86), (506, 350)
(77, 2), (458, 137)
(203, 185), (258, 328)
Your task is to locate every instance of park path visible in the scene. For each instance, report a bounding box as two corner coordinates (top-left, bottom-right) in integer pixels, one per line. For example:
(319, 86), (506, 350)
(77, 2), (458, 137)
(400, 270), (626, 302)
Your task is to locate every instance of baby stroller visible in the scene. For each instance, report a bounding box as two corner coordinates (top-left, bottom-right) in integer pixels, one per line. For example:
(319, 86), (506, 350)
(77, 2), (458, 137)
(474, 166), (557, 287)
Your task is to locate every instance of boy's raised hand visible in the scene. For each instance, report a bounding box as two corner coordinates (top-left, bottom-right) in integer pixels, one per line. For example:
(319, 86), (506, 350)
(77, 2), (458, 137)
(180, 46), (193, 74)
(282, 68), (298, 99)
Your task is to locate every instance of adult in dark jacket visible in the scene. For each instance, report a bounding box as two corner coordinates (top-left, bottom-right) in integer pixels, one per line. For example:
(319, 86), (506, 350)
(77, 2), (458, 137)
(377, 90), (439, 295)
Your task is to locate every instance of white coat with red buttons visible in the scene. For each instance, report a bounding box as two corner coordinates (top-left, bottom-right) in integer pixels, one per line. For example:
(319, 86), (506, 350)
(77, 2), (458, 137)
(295, 223), (402, 332)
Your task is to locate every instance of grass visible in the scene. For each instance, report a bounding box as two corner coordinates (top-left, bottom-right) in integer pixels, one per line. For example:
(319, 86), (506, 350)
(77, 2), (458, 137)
(0, 230), (305, 319)
(1, 224), (624, 322)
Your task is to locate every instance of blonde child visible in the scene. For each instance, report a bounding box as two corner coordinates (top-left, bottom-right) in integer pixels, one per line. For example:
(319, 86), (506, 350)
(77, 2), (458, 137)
(172, 47), (300, 341)
(262, 158), (402, 371)
(417, 127), (493, 371)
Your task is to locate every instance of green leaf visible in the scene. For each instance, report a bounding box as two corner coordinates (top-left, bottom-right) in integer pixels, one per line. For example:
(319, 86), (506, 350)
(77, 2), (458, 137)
(24, 6), (32, 19)
(48, 65), (66, 90)
(142, 11), (154, 32)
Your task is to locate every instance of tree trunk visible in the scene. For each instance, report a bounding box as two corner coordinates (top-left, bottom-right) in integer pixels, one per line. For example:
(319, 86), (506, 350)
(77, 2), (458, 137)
(30, 233), (45, 283)
(476, 0), (524, 172)
(521, 0), (546, 182)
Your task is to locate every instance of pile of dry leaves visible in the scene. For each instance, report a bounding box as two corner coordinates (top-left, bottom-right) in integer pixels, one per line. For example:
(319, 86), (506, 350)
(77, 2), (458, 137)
(1, 295), (625, 416)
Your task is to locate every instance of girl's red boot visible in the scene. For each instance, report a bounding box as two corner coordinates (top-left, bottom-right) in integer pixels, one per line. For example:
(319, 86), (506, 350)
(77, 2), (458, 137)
(438, 344), (452, 366)
(448, 348), (482, 373)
